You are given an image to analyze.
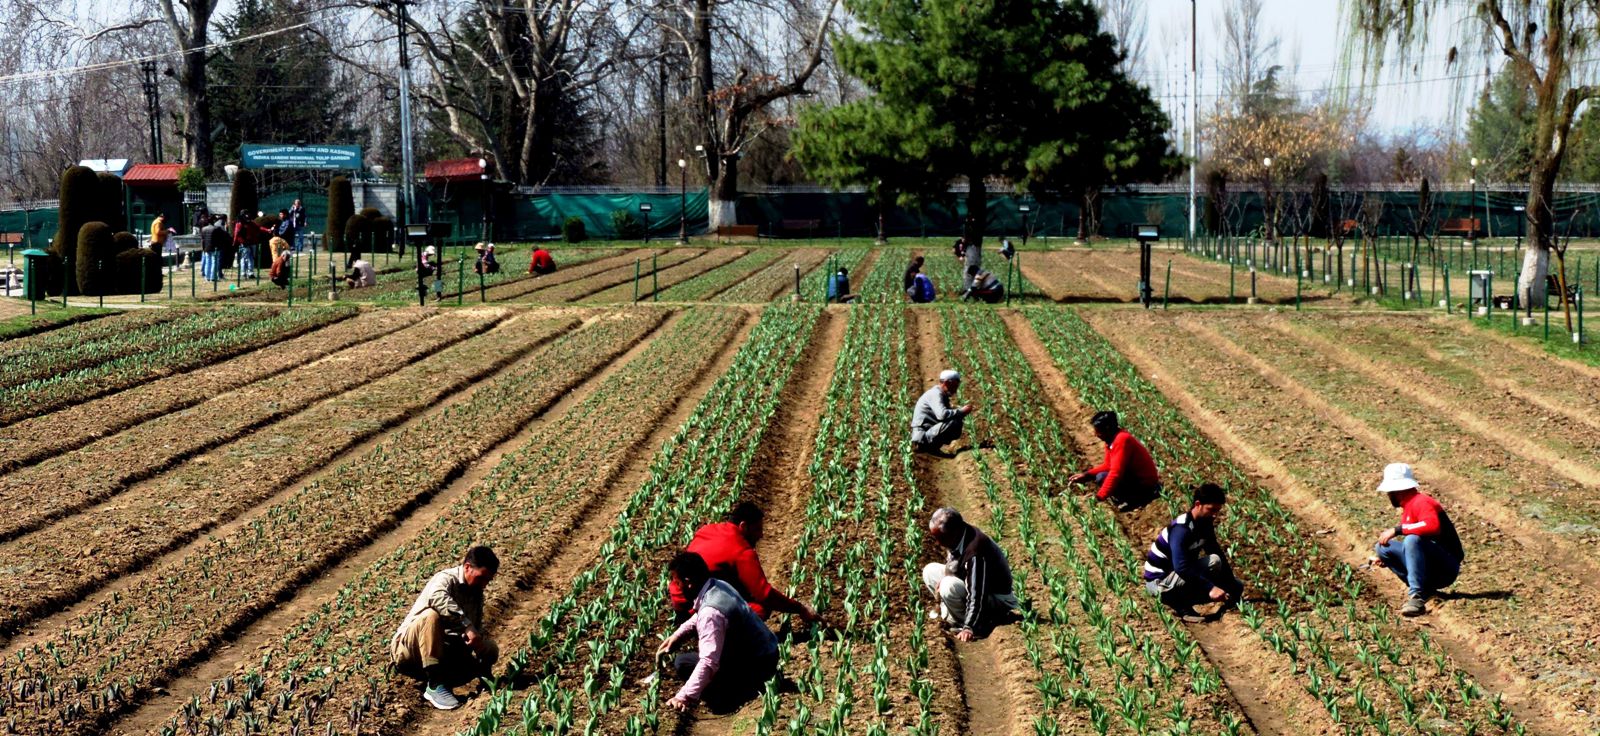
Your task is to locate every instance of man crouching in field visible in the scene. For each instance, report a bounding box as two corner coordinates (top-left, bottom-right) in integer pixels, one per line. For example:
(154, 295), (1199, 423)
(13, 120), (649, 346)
(922, 507), (1020, 641)
(391, 546), (501, 710)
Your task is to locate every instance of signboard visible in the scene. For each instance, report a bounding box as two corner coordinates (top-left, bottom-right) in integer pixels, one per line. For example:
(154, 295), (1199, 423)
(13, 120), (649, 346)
(241, 144), (362, 170)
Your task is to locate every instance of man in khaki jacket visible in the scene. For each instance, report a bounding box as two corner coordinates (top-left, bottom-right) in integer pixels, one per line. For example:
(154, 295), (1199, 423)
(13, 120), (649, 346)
(391, 546), (500, 710)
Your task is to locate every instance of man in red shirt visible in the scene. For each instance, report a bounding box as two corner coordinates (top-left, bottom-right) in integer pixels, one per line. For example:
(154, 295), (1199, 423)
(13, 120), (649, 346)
(1370, 463), (1464, 617)
(1068, 411), (1161, 511)
(529, 247), (556, 275)
(668, 503), (824, 624)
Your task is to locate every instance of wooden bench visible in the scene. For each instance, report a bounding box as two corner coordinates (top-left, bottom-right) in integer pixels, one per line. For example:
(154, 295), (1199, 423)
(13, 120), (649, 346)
(1440, 218), (1481, 237)
(779, 219), (822, 236)
(0, 233), (23, 248)
(1338, 219), (1359, 236)
(715, 224), (760, 242)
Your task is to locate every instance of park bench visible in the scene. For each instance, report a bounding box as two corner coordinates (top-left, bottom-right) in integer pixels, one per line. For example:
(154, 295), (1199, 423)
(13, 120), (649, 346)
(779, 219), (822, 237)
(1339, 219), (1359, 236)
(1440, 218), (1481, 238)
(714, 224), (760, 242)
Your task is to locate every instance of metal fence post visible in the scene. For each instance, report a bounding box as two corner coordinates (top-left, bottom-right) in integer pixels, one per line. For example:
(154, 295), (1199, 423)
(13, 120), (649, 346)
(632, 259), (640, 302)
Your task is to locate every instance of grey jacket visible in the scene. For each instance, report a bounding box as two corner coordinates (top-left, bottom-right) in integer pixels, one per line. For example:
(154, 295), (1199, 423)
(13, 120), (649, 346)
(392, 565), (485, 646)
(911, 385), (962, 443)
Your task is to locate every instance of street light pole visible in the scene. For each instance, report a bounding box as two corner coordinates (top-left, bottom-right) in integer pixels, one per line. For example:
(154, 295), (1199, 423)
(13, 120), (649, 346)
(1019, 204), (1031, 248)
(1469, 156), (1479, 244)
(676, 158), (688, 245)
(1188, 0), (1198, 244)
(640, 202), (653, 244)
(1262, 157), (1274, 243)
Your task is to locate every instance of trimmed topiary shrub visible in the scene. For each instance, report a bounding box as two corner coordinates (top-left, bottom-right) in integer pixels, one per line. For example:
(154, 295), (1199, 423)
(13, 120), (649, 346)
(326, 176), (354, 252)
(115, 247), (163, 295)
(75, 222), (118, 295)
(371, 216), (394, 253)
(96, 173), (125, 230)
(229, 169), (259, 226)
(345, 213), (370, 259)
(611, 210), (644, 240)
(563, 216), (587, 243)
(48, 165), (99, 296)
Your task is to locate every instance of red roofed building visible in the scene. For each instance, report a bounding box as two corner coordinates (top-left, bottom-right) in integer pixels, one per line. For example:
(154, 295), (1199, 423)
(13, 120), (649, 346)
(424, 157), (489, 183)
(122, 163), (185, 187)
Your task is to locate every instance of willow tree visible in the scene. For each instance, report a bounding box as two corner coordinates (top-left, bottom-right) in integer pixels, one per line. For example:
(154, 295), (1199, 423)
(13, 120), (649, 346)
(794, 0), (1174, 247)
(1348, 1), (1600, 307)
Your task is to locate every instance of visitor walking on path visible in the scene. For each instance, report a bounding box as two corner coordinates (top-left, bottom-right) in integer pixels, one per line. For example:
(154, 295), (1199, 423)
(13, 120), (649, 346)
(921, 507), (1019, 641)
(1069, 411), (1162, 511)
(288, 199), (307, 252)
(191, 206), (209, 236)
(1143, 483), (1245, 622)
(150, 213), (172, 250)
(656, 551), (780, 714)
(199, 215), (223, 282)
(232, 211), (270, 278)
(826, 267), (858, 303)
(528, 247), (556, 275)
(1369, 463), (1464, 617)
(391, 546), (501, 711)
(668, 502), (825, 625)
(910, 369), (974, 455)
(345, 258), (376, 289)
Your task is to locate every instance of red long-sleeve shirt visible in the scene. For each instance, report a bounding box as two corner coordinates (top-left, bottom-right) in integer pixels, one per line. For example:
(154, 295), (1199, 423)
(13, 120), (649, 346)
(667, 522), (774, 618)
(1397, 491), (1465, 560)
(529, 249), (555, 273)
(1087, 430), (1159, 500)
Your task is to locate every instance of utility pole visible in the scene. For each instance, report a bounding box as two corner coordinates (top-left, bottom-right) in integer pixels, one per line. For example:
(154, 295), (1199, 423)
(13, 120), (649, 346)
(382, 0), (422, 306)
(1188, 0), (1197, 243)
(141, 61), (163, 162)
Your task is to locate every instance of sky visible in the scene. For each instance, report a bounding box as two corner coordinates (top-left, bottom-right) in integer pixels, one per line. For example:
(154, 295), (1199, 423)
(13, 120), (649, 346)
(1138, 0), (1483, 139)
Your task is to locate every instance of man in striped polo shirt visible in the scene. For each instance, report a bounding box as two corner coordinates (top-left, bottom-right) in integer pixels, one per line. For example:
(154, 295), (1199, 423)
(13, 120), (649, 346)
(1143, 483), (1245, 622)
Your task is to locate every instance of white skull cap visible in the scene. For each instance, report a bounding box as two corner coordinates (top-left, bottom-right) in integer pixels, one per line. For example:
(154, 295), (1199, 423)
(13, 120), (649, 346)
(939, 369), (960, 382)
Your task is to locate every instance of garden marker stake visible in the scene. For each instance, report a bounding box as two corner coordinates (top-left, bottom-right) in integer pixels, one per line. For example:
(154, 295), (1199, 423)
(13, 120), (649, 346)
(140, 252), (147, 303)
(1162, 261), (1171, 310)
(632, 259), (640, 302)
(97, 260), (103, 309)
(652, 253), (659, 300)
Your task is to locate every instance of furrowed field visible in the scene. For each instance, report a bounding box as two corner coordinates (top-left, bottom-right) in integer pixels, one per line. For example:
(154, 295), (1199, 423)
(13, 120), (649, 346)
(1, 242), (1595, 736)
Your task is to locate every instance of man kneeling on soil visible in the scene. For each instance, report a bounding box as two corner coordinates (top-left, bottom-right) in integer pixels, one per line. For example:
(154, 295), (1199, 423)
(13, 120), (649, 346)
(391, 546), (500, 710)
(1068, 410), (1161, 512)
(922, 507), (1019, 641)
(658, 551), (780, 714)
(1370, 463), (1464, 617)
(669, 502), (824, 625)
(1143, 483), (1244, 622)
(911, 370), (976, 455)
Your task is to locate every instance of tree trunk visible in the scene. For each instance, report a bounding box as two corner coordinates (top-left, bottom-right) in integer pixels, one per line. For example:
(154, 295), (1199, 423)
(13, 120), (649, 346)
(1517, 168), (1554, 307)
(709, 153), (739, 229)
(964, 178), (987, 248)
(692, 0), (716, 185)
(182, 28), (212, 172)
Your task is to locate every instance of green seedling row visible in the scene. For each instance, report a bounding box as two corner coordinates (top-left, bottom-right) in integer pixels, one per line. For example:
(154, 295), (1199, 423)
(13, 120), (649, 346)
(716, 249), (834, 302)
(654, 249), (785, 302)
(1024, 308), (1520, 736)
(0, 305), (269, 389)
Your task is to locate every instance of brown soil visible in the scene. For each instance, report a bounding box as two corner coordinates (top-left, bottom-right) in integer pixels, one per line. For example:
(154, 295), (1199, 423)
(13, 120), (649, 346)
(518, 249), (706, 302)
(0, 309), (413, 473)
(1089, 310), (1593, 735)
(1000, 311), (1332, 736)
(110, 309), (706, 736)
(583, 248), (749, 303)
(906, 308), (1031, 736)
(482, 249), (657, 301)
(1020, 250), (1126, 302)
(0, 312), (568, 640)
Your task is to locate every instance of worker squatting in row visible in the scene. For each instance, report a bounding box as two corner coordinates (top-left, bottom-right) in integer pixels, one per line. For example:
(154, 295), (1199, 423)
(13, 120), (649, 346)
(386, 369), (1465, 714)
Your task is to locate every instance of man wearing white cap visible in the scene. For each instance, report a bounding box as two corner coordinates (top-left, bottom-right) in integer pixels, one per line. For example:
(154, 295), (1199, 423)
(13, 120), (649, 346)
(911, 370), (975, 455)
(1371, 463), (1464, 617)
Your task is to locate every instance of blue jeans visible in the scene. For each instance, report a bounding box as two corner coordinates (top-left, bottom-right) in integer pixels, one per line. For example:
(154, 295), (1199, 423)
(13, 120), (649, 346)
(1375, 535), (1460, 597)
(293, 231), (305, 253)
(238, 247), (256, 277)
(201, 251), (221, 281)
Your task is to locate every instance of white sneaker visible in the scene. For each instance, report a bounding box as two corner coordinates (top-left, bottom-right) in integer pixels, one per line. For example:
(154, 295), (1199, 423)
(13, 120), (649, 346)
(423, 684), (462, 710)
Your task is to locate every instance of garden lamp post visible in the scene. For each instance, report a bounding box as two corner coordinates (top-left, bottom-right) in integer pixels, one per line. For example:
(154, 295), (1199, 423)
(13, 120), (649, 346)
(1469, 157), (1479, 243)
(1261, 157), (1274, 243)
(677, 158), (688, 245)
(478, 158), (491, 244)
(1019, 204), (1031, 247)
(640, 202), (653, 244)
(224, 164), (239, 182)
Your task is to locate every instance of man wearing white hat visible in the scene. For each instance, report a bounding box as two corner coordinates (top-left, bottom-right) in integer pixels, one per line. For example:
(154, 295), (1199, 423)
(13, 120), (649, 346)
(1371, 463), (1464, 617)
(911, 369), (975, 455)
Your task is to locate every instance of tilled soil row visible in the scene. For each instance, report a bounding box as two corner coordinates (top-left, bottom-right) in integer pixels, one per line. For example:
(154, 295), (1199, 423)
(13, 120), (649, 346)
(0, 310), (560, 639)
(0, 311), (496, 544)
(516, 249), (704, 303)
(481, 249), (657, 302)
(0, 309), (414, 473)
(1, 305), (359, 425)
(0, 306), (188, 362)
(173, 308), (748, 736)
(1275, 314), (1600, 536)
(444, 305), (821, 736)
(0, 309), (670, 736)
(714, 248), (832, 302)
(0, 305), (268, 390)
(940, 308), (1252, 736)
(1002, 312), (1334, 735)
(1088, 310), (1587, 733)
(435, 248), (616, 302)
(582, 248), (747, 303)
(1019, 250), (1126, 302)
(655, 249), (784, 302)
